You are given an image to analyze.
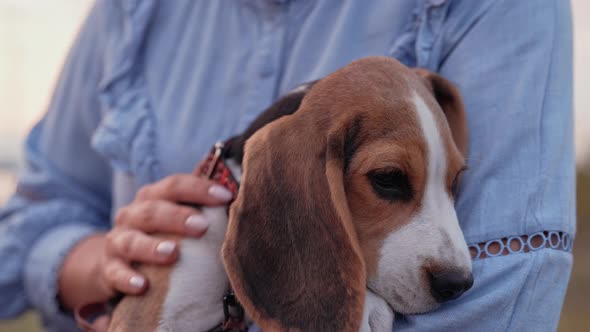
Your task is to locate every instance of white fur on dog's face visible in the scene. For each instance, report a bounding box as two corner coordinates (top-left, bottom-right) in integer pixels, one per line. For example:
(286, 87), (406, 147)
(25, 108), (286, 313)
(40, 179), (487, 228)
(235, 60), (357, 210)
(365, 93), (471, 314)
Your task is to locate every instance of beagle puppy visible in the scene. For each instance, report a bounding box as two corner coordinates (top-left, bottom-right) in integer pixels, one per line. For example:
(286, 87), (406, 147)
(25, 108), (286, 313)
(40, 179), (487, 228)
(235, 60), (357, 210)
(100, 56), (473, 332)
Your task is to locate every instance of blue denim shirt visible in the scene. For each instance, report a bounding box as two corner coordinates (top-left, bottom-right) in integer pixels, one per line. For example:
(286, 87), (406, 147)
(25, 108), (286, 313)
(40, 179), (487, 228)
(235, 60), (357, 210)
(0, 0), (574, 331)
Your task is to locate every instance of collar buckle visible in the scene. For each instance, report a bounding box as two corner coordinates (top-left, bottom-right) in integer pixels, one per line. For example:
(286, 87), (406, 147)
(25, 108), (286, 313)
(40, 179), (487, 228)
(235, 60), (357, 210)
(206, 141), (226, 179)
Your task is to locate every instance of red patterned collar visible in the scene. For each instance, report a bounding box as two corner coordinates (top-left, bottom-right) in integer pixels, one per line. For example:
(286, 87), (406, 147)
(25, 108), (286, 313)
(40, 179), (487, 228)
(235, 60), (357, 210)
(199, 142), (247, 332)
(197, 141), (239, 198)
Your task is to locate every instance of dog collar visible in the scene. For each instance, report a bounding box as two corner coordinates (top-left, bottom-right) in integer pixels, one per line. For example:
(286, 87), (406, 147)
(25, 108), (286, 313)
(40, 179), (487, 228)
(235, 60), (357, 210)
(198, 141), (239, 198)
(199, 141), (246, 332)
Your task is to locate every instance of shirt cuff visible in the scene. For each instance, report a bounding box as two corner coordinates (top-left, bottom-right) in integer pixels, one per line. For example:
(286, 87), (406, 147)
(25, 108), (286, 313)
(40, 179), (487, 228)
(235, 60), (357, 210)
(24, 223), (100, 329)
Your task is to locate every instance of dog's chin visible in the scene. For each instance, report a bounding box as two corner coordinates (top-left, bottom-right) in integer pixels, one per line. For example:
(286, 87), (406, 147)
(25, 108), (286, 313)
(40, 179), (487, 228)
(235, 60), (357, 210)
(391, 298), (440, 315)
(369, 280), (440, 315)
(368, 272), (441, 316)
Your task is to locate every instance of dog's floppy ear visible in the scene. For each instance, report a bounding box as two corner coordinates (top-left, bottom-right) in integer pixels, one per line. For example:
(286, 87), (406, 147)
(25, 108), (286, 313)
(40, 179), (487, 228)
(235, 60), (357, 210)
(413, 68), (468, 157)
(222, 106), (366, 331)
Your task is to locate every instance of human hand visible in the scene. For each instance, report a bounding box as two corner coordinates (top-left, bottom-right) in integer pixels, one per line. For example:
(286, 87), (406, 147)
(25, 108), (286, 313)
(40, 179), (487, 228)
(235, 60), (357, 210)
(58, 174), (234, 310)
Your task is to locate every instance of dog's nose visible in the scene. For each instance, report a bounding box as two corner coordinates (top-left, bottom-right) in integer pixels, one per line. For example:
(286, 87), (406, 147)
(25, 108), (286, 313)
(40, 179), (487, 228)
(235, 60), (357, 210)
(429, 271), (473, 303)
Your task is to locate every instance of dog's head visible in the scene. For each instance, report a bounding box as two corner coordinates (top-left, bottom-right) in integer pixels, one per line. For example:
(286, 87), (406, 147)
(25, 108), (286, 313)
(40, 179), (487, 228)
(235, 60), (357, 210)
(222, 56), (472, 331)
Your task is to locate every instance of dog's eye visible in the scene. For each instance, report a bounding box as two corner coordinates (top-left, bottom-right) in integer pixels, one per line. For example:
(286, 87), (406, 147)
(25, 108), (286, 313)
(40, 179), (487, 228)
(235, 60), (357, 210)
(368, 169), (413, 202)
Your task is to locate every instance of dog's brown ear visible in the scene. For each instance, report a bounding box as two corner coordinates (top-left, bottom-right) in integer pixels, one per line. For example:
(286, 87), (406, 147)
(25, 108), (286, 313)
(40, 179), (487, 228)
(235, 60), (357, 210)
(413, 69), (468, 157)
(222, 110), (366, 331)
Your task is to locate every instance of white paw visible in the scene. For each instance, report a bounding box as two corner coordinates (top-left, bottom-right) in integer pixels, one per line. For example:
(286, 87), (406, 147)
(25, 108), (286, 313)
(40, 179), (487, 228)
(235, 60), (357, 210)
(359, 289), (394, 332)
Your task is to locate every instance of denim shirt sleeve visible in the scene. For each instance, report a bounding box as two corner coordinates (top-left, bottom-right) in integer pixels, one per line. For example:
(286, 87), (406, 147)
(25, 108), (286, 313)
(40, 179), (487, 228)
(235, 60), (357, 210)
(436, 0), (575, 243)
(394, 0), (574, 330)
(0, 1), (113, 329)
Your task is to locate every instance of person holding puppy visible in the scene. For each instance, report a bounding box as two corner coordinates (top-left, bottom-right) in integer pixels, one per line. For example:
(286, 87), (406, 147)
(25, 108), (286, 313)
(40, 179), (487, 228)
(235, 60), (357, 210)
(0, 1), (574, 331)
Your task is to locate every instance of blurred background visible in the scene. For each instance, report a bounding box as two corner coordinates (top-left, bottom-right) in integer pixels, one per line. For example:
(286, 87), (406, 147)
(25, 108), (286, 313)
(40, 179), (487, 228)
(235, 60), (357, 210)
(0, 0), (588, 331)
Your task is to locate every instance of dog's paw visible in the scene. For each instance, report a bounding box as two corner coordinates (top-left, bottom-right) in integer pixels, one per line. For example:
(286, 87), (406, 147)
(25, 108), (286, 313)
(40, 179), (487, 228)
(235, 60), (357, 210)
(359, 289), (394, 332)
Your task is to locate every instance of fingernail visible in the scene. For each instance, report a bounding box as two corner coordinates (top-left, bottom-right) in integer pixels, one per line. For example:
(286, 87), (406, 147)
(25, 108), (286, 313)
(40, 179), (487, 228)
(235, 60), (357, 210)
(156, 241), (176, 255)
(186, 214), (210, 233)
(208, 185), (233, 201)
(129, 276), (145, 289)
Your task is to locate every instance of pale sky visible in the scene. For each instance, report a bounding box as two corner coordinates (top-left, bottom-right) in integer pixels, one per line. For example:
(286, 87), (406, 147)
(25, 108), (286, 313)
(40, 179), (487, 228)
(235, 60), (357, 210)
(0, 0), (588, 166)
(573, 0), (590, 165)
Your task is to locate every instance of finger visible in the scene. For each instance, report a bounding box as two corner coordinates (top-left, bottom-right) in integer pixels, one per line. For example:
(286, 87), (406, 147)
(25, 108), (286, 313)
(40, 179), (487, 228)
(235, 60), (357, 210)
(105, 228), (179, 264)
(102, 259), (148, 296)
(114, 200), (210, 237)
(135, 174), (234, 205)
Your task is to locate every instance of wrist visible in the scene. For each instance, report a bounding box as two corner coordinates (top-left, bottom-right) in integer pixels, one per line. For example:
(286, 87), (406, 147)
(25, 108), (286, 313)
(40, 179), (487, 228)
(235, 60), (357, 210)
(57, 232), (108, 310)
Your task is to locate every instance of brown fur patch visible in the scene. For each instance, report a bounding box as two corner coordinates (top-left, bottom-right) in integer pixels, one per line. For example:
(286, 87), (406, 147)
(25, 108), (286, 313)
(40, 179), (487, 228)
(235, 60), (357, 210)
(223, 113), (366, 331)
